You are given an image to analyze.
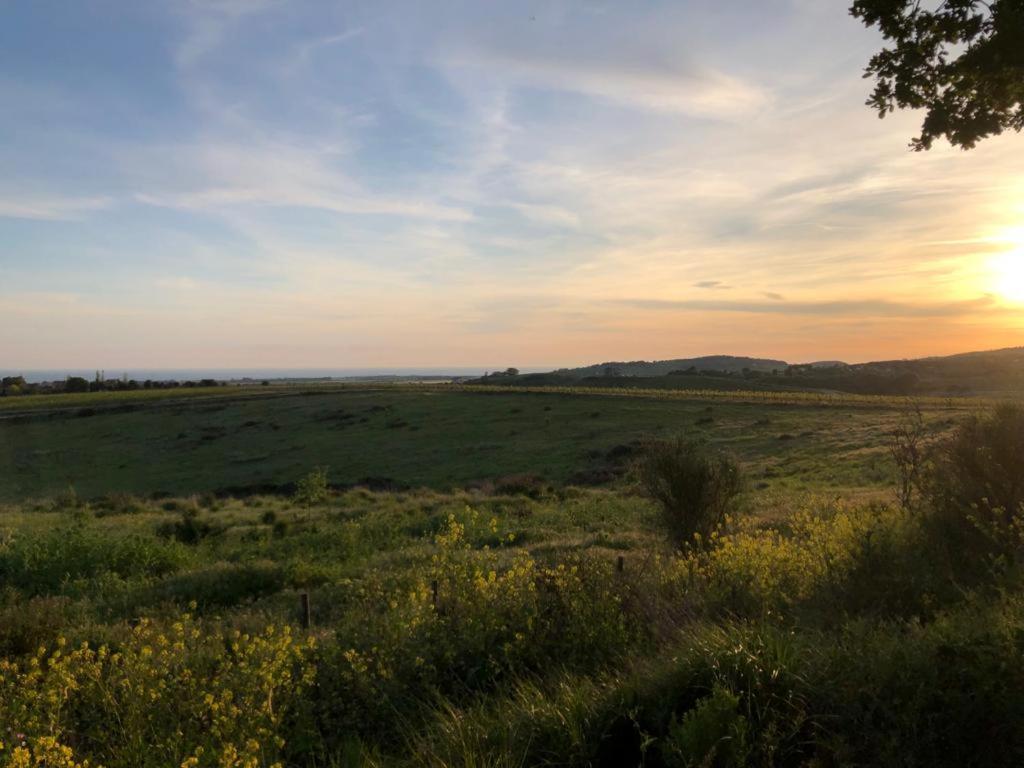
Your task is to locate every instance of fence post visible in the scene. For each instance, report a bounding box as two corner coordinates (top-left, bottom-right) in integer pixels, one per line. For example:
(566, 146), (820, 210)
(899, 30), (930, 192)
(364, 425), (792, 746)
(300, 592), (311, 629)
(431, 579), (439, 608)
(616, 555), (624, 573)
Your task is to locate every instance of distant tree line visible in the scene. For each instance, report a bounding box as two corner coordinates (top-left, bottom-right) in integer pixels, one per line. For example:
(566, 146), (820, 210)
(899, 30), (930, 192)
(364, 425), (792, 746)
(1, 371), (224, 397)
(481, 368), (520, 379)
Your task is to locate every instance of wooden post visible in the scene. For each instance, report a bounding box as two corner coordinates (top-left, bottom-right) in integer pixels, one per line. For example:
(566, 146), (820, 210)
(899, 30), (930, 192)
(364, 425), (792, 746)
(616, 555), (624, 573)
(431, 579), (439, 608)
(300, 592), (311, 629)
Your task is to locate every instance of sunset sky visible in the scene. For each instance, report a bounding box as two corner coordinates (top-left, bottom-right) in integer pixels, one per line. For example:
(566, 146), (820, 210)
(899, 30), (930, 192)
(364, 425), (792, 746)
(3, 0), (1024, 370)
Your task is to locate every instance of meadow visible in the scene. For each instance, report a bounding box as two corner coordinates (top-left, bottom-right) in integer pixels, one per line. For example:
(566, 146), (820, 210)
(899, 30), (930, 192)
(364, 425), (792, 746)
(0, 384), (971, 502)
(1, 386), (1021, 767)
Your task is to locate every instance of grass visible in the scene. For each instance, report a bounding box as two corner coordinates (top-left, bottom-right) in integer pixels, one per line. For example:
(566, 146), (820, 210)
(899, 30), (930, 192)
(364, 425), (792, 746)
(1, 387), (1020, 766)
(0, 386), (965, 501)
(2, 480), (1022, 765)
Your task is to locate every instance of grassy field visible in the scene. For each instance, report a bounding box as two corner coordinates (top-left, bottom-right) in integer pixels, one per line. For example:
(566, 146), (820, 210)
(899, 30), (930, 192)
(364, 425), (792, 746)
(1, 386), (1021, 767)
(0, 385), (967, 502)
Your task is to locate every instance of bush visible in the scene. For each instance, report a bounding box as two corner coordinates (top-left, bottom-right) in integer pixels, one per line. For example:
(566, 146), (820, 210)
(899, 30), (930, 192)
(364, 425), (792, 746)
(93, 492), (145, 517)
(493, 473), (546, 498)
(156, 507), (217, 544)
(0, 613), (315, 768)
(0, 589), (75, 656)
(412, 597), (1024, 767)
(687, 499), (940, 619)
(294, 467), (330, 505)
(663, 685), (751, 767)
(635, 438), (742, 548)
(146, 561), (287, 609)
(0, 526), (189, 595)
(923, 403), (1024, 567)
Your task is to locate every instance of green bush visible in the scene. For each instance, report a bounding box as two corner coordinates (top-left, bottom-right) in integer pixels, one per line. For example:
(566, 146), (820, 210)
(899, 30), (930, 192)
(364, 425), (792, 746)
(923, 403), (1024, 567)
(0, 588), (76, 656)
(0, 612), (315, 768)
(0, 526), (189, 595)
(663, 685), (751, 767)
(294, 466), (330, 505)
(412, 597), (1024, 767)
(146, 560), (287, 610)
(92, 492), (146, 517)
(156, 507), (219, 544)
(635, 438), (742, 548)
(312, 510), (638, 750)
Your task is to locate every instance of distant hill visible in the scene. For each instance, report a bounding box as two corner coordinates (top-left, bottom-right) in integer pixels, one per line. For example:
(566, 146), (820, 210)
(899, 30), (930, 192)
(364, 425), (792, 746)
(475, 347), (1024, 397)
(551, 355), (788, 379)
(845, 346), (1024, 395)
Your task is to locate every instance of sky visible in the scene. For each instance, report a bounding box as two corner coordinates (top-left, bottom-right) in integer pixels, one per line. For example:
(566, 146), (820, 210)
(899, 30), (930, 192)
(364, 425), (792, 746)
(2, 0), (1024, 370)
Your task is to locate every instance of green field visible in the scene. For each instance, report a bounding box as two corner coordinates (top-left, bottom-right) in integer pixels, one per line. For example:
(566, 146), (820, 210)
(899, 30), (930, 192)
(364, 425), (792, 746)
(0, 385), (966, 502)
(2, 386), (1022, 767)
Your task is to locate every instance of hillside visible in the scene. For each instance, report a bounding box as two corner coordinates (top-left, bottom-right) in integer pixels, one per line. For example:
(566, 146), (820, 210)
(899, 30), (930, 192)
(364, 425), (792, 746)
(478, 346), (1024, 397)
(551, 355), (788, 379)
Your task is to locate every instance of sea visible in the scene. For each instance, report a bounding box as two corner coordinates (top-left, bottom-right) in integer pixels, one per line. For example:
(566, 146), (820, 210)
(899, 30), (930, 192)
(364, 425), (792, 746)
(6, 368), (543, 384)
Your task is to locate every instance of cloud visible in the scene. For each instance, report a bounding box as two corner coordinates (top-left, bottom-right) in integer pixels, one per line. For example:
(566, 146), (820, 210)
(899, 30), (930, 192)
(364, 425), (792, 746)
(618, 295), (1000, 318)
(175, 0), (280, 70)
(694, 280), (728, 290)
(0, 195), (112, 221)
(442, 49), (768, 119)
(132, 140), (472, 222)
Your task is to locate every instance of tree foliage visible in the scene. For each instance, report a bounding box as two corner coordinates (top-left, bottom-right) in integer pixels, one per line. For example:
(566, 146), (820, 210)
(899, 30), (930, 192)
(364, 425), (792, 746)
(851, 0), (1024, 149)
(635, 437), (742, 549)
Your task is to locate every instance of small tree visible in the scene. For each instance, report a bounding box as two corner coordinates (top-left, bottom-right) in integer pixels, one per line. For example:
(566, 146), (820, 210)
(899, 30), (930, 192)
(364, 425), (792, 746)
(635, 437), (742, 549)
(294, 466), (330, 505)
(890, 402), (927, 511)
(65, 376), (90, 393)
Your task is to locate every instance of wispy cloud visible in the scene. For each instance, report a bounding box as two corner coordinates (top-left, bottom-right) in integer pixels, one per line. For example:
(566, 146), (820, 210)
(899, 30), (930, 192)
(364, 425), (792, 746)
(619, 296), (1001, 318)
(174, 0), (280, 70)
(0, 195), (112, 221)
(131, 140), (472, 222)
(444, 48), (769, 119)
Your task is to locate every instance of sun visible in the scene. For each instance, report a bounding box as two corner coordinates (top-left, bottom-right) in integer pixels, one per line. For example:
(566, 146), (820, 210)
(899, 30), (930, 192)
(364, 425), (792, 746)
(988, 227), (1024, 303)
(990, 250), (1024, 302)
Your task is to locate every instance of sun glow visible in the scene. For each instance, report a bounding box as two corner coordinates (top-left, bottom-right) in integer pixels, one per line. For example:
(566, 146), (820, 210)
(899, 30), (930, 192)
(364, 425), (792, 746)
(988, 226), (1024, 303)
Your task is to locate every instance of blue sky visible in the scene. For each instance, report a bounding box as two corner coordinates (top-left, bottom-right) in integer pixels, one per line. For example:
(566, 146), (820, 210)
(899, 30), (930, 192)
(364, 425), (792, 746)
(2, 0), (1023, 369)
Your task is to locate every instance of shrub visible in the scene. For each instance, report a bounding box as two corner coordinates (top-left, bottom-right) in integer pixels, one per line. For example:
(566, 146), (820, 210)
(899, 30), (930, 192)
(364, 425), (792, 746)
(92, 492), (145, 517)
(0, 613), (315, 768)
(0, 527), (189, 596)
(49, 486), (80, 513)
(294, 467), (330, 505)
(663, 685), (751, 767)
(0, 589), (75, 656)
(635, 438), (742, 548)
(147, 561), (287, 610)
(687, 499), (937, 619)
(889, 402), (927, 511)
(156, 508), (217, 545)
(922, 403), (1024, 566)
(313, 510), (637, 749)
(493, 473), (546, 498)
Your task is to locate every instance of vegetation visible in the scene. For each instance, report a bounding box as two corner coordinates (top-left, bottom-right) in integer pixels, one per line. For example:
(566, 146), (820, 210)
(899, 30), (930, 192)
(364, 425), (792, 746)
(922, 402), (1024, 566)
(1, 388), (1023, 765)
(852, 0), (1024, 150)
(477, 347), (1024, 397)
(634, 438), (742, 548)
(0, 384), (975, 502)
